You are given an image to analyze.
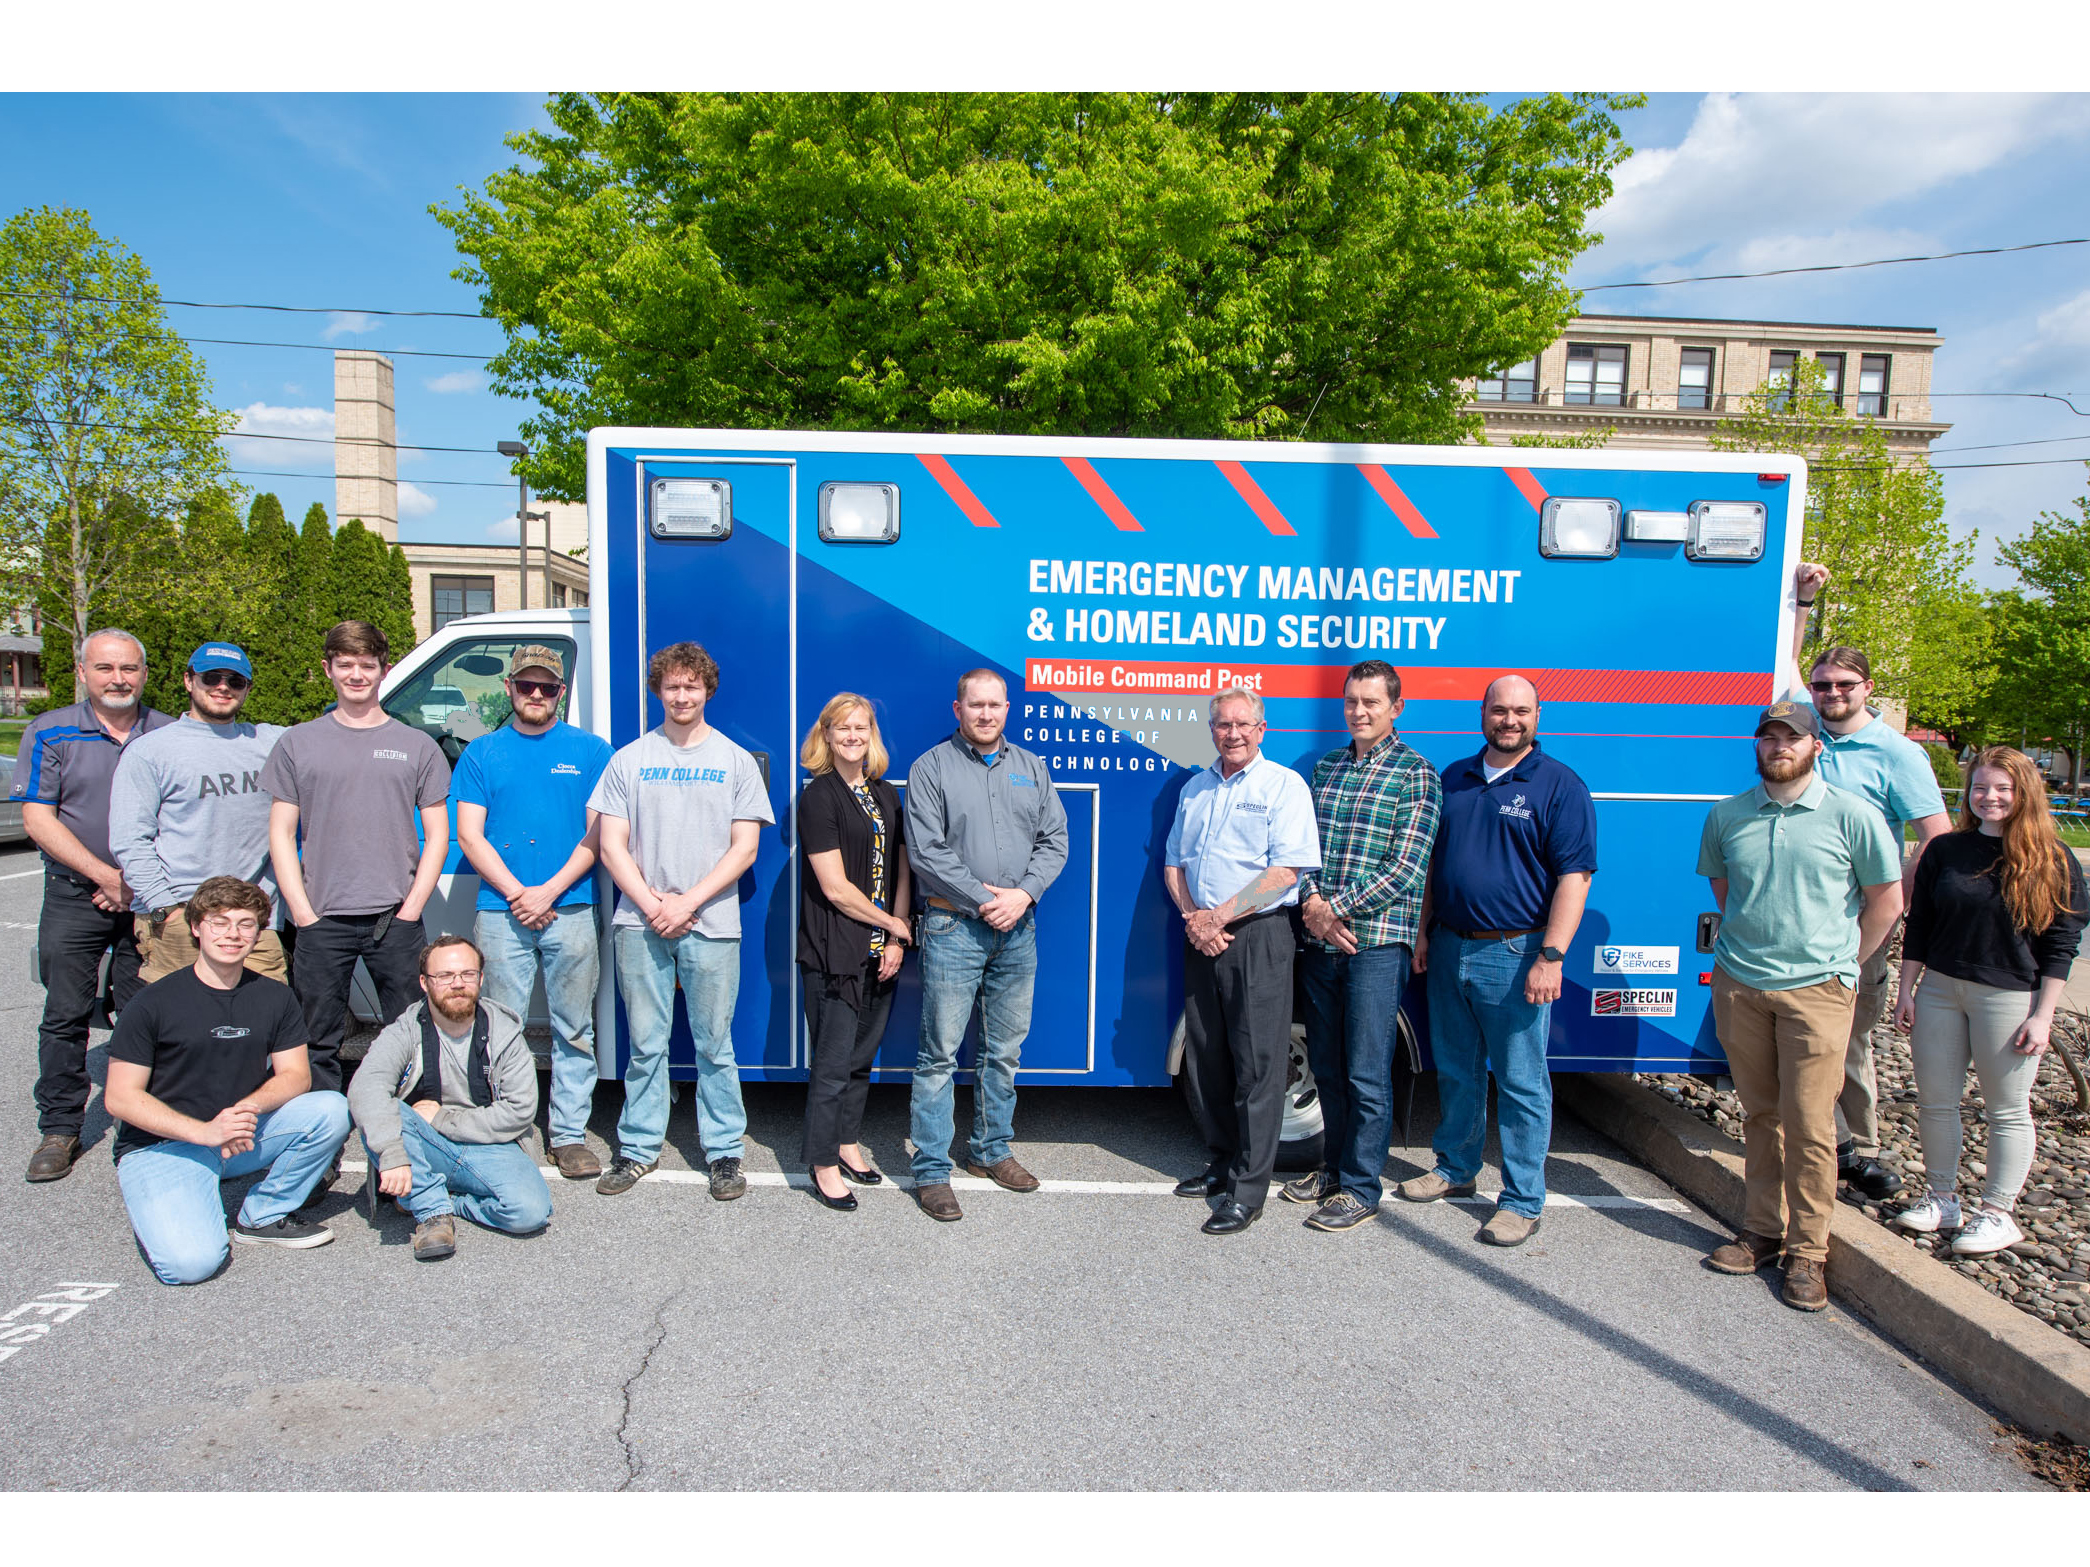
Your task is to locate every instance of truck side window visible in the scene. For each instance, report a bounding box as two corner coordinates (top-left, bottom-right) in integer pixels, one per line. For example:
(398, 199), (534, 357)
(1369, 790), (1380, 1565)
(382, 635), (577, 764)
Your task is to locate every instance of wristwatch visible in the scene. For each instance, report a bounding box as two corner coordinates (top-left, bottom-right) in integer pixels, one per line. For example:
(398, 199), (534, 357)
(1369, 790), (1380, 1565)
(1539, 945), (1566, 963)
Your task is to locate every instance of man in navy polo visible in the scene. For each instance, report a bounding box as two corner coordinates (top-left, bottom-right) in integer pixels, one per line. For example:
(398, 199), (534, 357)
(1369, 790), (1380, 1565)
(1399, 675), (1596, 1246)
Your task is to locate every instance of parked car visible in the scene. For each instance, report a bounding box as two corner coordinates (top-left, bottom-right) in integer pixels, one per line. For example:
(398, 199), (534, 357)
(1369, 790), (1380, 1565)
(0, 757), (25, 846)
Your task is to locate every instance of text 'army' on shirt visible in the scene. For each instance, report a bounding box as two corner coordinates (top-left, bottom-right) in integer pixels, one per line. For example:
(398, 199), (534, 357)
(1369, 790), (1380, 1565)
(635, 764), (730, 785)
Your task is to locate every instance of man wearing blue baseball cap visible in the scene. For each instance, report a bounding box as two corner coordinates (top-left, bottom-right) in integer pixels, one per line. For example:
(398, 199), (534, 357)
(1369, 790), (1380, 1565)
(109, 642), (289, 987)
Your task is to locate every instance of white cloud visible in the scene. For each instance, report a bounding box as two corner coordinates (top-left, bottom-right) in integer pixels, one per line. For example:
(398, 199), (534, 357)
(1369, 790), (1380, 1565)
(225, 402), (334, 469)
(322, 311), (377, 341)
(1991, 287), (2090, 392)
(484, 514), (521, 543)
(424, 370), (485, 395)
(1585, 93), (2090, 276)
(398, 482), (437, 518)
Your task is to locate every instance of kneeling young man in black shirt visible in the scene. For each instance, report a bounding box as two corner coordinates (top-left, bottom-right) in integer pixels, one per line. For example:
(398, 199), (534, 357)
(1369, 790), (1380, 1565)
(105, 876), (351, 1285)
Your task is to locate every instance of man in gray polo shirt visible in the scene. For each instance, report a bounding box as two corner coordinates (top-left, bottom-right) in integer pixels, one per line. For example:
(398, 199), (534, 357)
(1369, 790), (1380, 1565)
(904, 669), (1069, 1222)
(13, 628), (176, 1182)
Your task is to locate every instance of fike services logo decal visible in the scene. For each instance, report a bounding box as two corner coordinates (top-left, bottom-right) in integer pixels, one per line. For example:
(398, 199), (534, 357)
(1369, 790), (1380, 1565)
(1591, 988), (1678, 1018)
(1593, 945), (1680, 976)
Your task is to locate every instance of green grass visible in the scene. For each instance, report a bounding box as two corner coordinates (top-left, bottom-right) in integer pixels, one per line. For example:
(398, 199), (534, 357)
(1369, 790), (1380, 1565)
(0, 719), (25, 759)
(2060, 823), (2090, 850)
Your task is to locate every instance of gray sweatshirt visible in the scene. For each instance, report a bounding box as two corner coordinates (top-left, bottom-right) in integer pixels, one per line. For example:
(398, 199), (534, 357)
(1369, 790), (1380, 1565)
(107, 716), (285, 915)
(347, 997), (540, 1170)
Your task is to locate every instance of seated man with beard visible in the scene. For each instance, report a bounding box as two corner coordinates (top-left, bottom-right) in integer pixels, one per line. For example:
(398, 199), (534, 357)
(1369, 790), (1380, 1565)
(1695, 701), (1903, 1312)
(347, 935), (551, 1261)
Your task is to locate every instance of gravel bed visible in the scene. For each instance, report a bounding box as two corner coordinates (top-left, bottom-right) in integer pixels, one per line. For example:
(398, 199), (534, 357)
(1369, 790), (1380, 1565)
(1641, 992), (2090, 1351)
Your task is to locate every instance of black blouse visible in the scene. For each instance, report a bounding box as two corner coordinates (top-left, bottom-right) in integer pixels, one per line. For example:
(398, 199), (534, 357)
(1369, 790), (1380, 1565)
(797, 770), (905, 1000)
(1903, 829), (2089, 993)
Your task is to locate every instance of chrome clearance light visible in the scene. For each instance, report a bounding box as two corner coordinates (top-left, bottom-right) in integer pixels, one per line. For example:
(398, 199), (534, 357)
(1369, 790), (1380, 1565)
(1687, 499), (1767, 562)
(1538, 497), (1621, 559)
(1624, 509), (1691, 543)
(818, 481), (901, 543)
(649, 477), (732, 539)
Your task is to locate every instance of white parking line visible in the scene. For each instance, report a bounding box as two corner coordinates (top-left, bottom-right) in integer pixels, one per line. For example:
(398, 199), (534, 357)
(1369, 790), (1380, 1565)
(334, 1160), (1688, 1210)
(0, 868), (44, 882)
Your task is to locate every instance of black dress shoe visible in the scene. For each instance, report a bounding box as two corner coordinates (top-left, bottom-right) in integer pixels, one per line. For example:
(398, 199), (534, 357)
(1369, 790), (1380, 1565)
(1201, 1199), (1261, 1235)
(1173, 1168), (1226, 1199)
(807, 1172), (858, 1211)
(1839, 1155), (1903, 1201)
(838, 1159), (884, 1186)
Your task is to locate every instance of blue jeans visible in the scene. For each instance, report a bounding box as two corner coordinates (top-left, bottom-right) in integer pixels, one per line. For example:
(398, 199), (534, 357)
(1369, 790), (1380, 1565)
(1426, 928), (1553, 1217)
(478, 908), (601, 1146)
(116, 1091), (351, 1286)
(371, 1107), (552, 1233)
(1300, 942), (1411, 1209)
(910, 909), (1036, 1185)
(612, 925), (745, 1165)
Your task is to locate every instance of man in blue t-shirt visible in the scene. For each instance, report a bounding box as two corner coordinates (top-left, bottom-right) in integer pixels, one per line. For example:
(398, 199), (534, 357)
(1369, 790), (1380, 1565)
(451, 645), (612, 1181)
(1400, 675), (1597, 1247)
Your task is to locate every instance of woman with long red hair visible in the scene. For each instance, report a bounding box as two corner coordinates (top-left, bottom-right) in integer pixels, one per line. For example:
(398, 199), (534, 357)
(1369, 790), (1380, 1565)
(1894, 746), (2088, 1255)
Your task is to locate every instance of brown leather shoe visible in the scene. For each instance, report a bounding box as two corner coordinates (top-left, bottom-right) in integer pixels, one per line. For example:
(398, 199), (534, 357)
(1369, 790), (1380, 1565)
(549, 1143), (602, 1181)
(1478, 1208), (1541, 1247)
(1705, 1230), (1784, 1274)
(1782, 1255), (1829, 1311)
(916, 1183), (963, 1222)
(965, 1156), (1041, 1192)
(411, 1214), (457, 1262)
(25, 1134), (80, 1183)
(1396, 1171), (1478, 1204)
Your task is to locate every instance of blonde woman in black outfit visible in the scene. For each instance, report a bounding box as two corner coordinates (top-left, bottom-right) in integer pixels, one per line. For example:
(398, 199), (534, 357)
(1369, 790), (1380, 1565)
(1894, 746), (2088, 1256)
(797, 694), (912, 1211)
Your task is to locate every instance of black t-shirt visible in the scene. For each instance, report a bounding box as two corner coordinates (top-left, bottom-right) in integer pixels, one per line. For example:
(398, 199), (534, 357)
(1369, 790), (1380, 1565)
(107, 966), (309, 1161)
(1903, 829), (2090, 992)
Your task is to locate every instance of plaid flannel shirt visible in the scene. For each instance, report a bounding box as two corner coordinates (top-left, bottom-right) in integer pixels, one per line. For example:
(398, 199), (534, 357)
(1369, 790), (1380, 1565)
(1298, 731), (1441, 951)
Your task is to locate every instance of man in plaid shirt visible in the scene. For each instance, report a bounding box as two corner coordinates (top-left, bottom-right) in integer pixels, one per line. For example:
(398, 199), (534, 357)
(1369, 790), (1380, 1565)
(1286, 660), (1442, 1234)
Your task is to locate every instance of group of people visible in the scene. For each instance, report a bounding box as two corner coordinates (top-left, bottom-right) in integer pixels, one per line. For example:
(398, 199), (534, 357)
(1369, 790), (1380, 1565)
(13, 560), (2081, 1309)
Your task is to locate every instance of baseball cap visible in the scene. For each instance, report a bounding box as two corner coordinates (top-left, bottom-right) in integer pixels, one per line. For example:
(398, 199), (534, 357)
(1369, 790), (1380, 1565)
(188, 643), (253, 679)
(1753, 699), (1821, 740)
(508, 644), (566, 680)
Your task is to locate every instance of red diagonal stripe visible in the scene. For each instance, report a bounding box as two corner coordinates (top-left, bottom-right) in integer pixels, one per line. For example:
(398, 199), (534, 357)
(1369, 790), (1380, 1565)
(1356, 464), (1438, 539)
(1504, 467), (1548, 513)
(1215, 460), (1296, 536)
(1060, 456), (1143, 532)
(917, 453), (1000, 528)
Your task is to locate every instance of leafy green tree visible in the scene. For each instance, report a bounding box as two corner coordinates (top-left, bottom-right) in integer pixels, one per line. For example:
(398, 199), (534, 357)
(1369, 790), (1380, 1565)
(1714, 358), (1988, 730)
(1985, 488), (2090, 790)
(282, 502), (337, 720)
(330, 518), (415, 662)
(0, 206), (239, 648)
(239, 492), (301, 725)
(437, 91), (1639, 501)
(383, 539), (417, 657)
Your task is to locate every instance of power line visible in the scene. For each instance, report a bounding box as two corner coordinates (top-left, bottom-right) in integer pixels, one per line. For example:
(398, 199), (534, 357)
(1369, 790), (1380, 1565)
(1, 325), (494, 363)
(0, 287), (489, 321)
(1928, 434), (2090, 455)
(2, 413), (514, 457)
(225, 468), (513, 490)
(1584, 237), (2090, 291)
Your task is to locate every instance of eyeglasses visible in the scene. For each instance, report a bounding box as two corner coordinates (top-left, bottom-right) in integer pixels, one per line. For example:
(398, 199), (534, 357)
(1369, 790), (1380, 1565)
(511, 678), (563, 698)
(1211, 720), (1263, 734)
(200, 915), (260, 935)
(196, 671), (250, 691)
(1808, 679), (1863, 694)
(424, 970), (481, 986)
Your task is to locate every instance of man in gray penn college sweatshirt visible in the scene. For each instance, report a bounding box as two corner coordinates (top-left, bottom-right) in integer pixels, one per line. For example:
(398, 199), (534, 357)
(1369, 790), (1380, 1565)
(107, 643), (286, 984)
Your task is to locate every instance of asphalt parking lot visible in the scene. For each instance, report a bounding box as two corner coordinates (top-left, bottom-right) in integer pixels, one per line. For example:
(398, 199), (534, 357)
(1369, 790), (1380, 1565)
(0, 847), (2040, 1491)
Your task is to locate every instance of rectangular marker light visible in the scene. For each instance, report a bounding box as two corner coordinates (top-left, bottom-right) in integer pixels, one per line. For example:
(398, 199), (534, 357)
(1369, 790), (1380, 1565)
(818, 481), (901, 543)
(1687, 500), (1766, 562)
(1538, 497), (1621, 559)
(1625, 509), (1691, 543)
(649, 477), (732, 539)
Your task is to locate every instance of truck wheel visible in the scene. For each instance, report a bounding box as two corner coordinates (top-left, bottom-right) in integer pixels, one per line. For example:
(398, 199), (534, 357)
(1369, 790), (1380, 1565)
(1167, 1014), (1325, 1173)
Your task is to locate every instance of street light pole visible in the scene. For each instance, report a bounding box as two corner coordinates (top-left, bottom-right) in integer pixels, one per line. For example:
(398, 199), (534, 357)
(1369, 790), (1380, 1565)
(498, 440), (529, 610)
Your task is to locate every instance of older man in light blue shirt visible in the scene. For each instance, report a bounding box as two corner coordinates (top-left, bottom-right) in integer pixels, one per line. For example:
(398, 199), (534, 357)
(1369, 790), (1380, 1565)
(1163, 685), (1321, 1235)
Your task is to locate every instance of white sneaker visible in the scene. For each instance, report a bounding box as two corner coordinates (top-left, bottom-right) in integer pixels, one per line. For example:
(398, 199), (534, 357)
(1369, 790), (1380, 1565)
(1950, 1208), (2024, 1256)
(1892, 1192), (1961, 1233)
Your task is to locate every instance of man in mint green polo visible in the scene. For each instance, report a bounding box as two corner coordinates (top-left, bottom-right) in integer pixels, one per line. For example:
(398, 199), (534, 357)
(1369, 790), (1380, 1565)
(1696, 699), (1903, 1313)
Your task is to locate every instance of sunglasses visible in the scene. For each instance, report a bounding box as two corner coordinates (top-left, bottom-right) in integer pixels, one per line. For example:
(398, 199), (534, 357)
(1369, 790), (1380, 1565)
(196, 670), (250, 691)
(511, 678), (564, 698)
(1808, 679), (1863, 694)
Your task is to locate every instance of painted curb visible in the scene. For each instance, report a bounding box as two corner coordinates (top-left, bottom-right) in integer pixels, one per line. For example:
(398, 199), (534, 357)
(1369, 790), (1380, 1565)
(1558, 1071), (2090, 1445)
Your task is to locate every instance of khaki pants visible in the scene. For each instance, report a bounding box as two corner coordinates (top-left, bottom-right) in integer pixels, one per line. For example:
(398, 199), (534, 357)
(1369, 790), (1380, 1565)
(135, 914), (287, 985)
(1831, 944), (1893, 1158)
(1711, 967), (1857, 1263)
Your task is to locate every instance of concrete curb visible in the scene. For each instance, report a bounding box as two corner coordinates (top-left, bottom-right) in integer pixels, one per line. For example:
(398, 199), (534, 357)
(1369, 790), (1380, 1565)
(1558, 1071), (2090, 1445)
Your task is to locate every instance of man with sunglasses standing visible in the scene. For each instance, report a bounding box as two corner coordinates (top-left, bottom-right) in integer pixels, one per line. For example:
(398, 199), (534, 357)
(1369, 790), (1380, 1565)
(1788, 563), (1951, 1202)
(110, 643), (288, 988)
(452, 646), (611, 1181)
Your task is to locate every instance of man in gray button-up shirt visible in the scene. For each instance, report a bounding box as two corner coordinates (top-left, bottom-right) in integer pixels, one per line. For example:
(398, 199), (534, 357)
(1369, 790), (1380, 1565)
(903, 670), (1068, 1220)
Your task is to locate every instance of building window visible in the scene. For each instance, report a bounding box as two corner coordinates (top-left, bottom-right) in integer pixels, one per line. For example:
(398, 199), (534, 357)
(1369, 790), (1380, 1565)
(552, 583), (567, 607)
(1564, 344), (1626, 406)
(1857, 354), (1891, 417)
(1766, 350), (1798, 409)
(1815, 352), (1845, 405)
(431, 575), (495, 632)
(1677, 347), (1715, 410)
(1476, 357), (1538, 403)
(572, 591), (589, 609)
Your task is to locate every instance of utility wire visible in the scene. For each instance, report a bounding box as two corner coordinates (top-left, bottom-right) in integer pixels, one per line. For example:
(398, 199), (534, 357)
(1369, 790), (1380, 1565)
(1928, 434), (2090, 455)
(1, 413), (513, 458)
(0, 287), (489, 321)
(225, 468), (514, 490)
(1584, 237), (2090, 291)
(0, 326), (494, 362)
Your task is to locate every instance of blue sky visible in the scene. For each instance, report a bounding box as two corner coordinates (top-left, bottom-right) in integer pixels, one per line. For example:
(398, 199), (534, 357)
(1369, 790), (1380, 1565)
(2, 91), (2086, 586)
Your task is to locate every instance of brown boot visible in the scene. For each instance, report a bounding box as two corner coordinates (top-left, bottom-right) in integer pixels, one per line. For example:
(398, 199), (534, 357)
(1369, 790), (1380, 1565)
(25, 1134), (80, 1183)
(916, 1183), (963, 1222)
(549, 1143), (602, 1181)
(1782, 1255), (1829, 1311)
(964, 1156), (1040, 1192)
(1705, 1230), (1783, 1274)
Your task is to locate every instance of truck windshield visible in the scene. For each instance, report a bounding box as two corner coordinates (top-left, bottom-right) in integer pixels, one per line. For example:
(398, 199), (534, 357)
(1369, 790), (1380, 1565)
(383, 634), (577, 763)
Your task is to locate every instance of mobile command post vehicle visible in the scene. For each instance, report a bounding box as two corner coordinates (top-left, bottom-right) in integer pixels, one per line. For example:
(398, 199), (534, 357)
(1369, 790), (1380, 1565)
(375, 428), (1805, 1153)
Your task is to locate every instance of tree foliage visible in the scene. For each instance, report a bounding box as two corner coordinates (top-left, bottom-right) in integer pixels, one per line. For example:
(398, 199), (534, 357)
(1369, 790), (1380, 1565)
(0, 206), (239, 648)
(436, 91), (1639, 501)
(1977, 487), (2090, 787)
(1713, 358), (1988, 730)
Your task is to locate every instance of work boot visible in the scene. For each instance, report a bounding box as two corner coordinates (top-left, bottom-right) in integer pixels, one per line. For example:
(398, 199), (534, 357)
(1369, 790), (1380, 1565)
(1781, 1255), (1829, 1311)
(1838, 1149), (1903, 1201)
(964, 1156), (1040, 1192)
(550, 1143), (602, 1181)
(25, 1134), (80, 1183)
(412, 1214), (457, 1262)
(1705, 1230), (1783, 1274)
(916, 1183), (963, 1222)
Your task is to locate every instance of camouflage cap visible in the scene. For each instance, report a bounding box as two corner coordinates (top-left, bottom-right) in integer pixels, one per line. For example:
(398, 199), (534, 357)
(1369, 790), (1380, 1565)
(1753, 699), (1821, 740)
(508, 644), (566, 680)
